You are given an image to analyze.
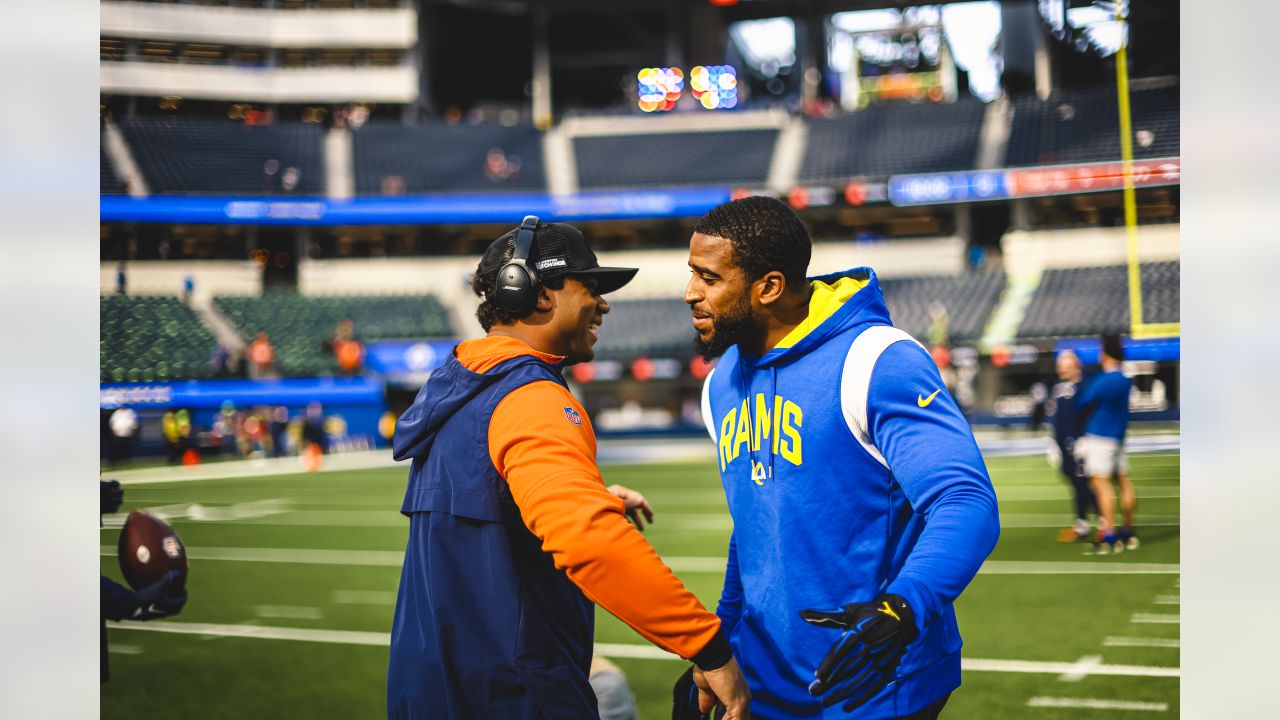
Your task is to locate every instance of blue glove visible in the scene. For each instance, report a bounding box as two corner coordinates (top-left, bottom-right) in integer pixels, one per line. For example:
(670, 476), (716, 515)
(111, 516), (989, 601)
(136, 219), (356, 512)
(100, 479), (123, 515)
(130, 570), (188, 621)
(799, 594), (917, 712)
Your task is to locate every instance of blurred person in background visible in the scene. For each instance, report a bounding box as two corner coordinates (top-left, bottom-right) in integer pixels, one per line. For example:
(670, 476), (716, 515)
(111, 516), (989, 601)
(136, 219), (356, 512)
(302, 401), (328, 454)
(589, 656), (637, 720)
(270, 406), (290, 457)
(686, 197), (998, 719)
(323, 319), (365, 374)
(248, 331), (275, 378)
(162, 409), (181, 464)
(1050, 350), (1096, 543)
(1075, 334), (1137, 554)
(107, 406), (138, 468)
(211, 400), (238, 456)
(386, 218), (749, 719)
(100, 480), (188, 682)
(115, 260), (127, 295)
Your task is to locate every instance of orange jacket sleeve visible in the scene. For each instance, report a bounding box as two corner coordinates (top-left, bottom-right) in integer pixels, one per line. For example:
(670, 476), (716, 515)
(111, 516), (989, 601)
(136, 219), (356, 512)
(489, 380), (725, 663)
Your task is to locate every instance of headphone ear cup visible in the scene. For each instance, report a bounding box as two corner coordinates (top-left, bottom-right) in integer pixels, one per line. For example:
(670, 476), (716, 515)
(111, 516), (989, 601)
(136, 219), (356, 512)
(495, 262), (540, 316)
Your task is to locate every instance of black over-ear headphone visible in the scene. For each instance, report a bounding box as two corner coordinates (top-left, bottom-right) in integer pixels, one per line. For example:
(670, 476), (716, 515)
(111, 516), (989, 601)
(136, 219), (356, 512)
(493, 215), (542, 317)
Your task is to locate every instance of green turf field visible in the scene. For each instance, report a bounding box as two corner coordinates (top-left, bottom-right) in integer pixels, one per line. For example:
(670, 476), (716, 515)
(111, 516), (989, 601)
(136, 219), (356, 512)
(101, 451), (1179, 718)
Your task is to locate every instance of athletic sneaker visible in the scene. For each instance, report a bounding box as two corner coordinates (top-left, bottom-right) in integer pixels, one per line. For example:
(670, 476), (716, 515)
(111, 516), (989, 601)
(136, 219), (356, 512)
(1118, 527), (1140, 551)
(1057, 527), (1090, 543)
(1088, 532), (1122, 555)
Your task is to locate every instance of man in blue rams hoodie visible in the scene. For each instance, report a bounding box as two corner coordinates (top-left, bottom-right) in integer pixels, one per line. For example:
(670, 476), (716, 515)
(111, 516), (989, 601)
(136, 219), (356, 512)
(684, 197), (1000, 719)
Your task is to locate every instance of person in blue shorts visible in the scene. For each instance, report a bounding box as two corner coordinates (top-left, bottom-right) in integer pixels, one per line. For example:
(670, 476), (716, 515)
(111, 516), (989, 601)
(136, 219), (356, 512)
(1074, 334), (1137, 554)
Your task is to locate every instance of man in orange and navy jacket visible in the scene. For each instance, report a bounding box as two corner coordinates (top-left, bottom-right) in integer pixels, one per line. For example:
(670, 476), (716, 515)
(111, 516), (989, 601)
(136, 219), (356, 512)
(386, 220), (750, 719)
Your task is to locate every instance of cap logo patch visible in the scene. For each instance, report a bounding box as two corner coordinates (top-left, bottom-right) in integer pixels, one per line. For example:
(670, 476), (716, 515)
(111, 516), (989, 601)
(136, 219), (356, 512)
(563, 406), (582, 425)
(535, 257), (568, 270)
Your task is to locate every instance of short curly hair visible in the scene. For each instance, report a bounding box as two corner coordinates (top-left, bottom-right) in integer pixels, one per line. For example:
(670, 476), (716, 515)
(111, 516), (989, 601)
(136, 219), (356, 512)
(693, 196), (811, 288)
(471, 228), (566, 331)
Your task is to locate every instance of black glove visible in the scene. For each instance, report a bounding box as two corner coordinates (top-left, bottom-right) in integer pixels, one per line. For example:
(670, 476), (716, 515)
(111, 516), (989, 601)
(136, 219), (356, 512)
(671, 666), (710, 720)
(130, 570), (188, 621)
(799, 594), (917, 712)
(100, 479), (124, 515)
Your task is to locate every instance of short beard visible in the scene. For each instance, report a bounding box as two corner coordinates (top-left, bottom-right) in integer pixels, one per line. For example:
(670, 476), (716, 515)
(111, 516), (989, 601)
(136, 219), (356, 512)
(694, 294), (762, 360)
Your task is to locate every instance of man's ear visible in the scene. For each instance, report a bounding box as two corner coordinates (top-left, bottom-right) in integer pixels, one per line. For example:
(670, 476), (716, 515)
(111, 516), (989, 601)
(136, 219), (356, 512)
(534, 285), (555, 313)
(755, 270), (788, 306)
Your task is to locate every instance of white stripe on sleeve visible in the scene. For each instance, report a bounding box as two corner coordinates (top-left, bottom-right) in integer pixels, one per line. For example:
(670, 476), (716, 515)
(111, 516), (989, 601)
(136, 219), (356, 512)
(700, 366), (718, 442)
(840, 326), (924, 470)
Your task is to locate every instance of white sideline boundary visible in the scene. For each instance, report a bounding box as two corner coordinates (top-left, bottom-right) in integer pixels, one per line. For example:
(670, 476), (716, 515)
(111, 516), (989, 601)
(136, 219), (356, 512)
(1028, 696), (1169, 712)
(107, 435), (1180, 485)
(110, 621), (1180, 679)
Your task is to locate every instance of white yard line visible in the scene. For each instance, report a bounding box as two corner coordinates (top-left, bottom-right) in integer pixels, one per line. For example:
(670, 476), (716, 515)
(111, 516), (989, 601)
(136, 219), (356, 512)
(106, 437), (1181, 485)
(979, 561), (1178, 575)
(331, 590), (398, 605)
(1153, 595), (1179, 605)
(254, 605), (324, 620)
(107, 644), (143, 655)
(100, 545), (405, 567)
(1131, 613), (1180, 624)
(1028, 696), (1168, 712)
(1057, 655), (1103, 682)
(101, 546), (1177, 576)
(110, 621), (1179, 680)
(1103, 637), (1179, 649)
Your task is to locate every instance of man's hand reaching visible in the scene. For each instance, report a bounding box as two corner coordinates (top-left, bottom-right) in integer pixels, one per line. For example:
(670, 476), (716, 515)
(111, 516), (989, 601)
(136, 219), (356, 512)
(607, 484), (655, 531)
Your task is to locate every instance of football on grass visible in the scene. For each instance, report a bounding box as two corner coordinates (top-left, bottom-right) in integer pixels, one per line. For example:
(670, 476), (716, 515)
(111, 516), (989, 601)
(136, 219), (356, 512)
(118, 510), (188, 592)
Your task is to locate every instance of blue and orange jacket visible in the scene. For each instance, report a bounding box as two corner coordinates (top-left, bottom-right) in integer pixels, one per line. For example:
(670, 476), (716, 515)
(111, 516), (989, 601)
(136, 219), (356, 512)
(387, 335), (727, 719)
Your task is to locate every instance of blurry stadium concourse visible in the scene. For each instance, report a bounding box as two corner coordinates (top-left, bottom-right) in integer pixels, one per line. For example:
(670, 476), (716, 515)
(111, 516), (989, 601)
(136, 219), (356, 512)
(99, 1), (1179, 717)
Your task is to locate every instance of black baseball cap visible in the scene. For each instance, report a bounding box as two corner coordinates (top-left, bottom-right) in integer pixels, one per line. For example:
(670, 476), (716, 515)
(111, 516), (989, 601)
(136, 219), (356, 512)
(482, 221), (638, 295)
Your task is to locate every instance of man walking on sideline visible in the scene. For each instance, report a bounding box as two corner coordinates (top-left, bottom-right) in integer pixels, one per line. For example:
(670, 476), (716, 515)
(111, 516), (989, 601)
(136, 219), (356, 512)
(1051, 349), (1096, 543)
(387, 218), (749, 719)
(683, 197), (998, 719)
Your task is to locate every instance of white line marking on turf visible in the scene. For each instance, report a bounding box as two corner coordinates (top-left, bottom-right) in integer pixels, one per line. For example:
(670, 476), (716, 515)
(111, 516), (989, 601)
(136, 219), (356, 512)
(964, 659), (1178, 678)
(1027, 697), (1168, 712)
(1132, 613), (1180, 624)
(998, 513), (1178, 528)
(1104, 637), (1180, 649)
(108, 644), (143, 655)
(596, 643), (681, 661)
(254, 605), (324, 620)
(113, 621), (389, 646)
(112, 620), (1182, 680)
(1057, 655), (1102, 682)
(331, 590), (398, 605)
(979, 561), (1178, 575)
(663, 556), (730, 572)
(1153, 595), (1179, 605)
(99, 547), (1178, 576)
(101, 545), (405, 566)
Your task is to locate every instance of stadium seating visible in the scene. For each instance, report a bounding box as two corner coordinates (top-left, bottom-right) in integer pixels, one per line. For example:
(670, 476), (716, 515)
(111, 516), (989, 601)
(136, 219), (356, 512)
(1004, 84), (1179, 167)
(595, 272), (1005, 362)
(213, 293), (454, 376)
(101, 140), (126, 194)
(574, 129), (778, 189)
(100, 295), (219, 382)
(593, 298), (694, 361)
(351, 122), (546, 194)
(799, 99), (986, 182)
(1017, 261), (1179, 338)
(118, 117), (326, 194)
(879, 272), (1007, 343)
